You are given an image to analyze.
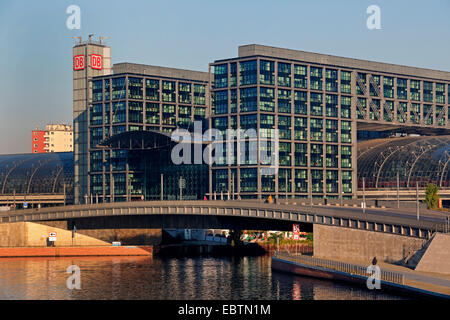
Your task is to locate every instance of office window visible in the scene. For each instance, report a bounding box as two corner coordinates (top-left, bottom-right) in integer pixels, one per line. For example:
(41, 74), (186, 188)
(294, 65), (307, 89)
(223, 62), (235, 88)
(128, 77), (143, 99)
(311, 144), (323, 167)
(240, 87), (257, 112)
(341, 96), (351, 119)
(146, 103), (159, 125)
(340, 71), (351, 94)
(112, 77), (126, 100)
(93, 80), (103, 102)
(294, 143), (307, 167)
(310, 67), (322, 91)
(423, 81), (433, 102)
(214, 64), (228, 88)
(194, 84), (206, 105)
(310, 93), (323, 116)
(278, 89), (291, 113)
(162, 81), (176, 102)
(260, 60), (274, 85)
(310, 118), (323, 141)
(278, 62), (291, 87)
(145, 79), (159, 101)
(325, 69), (338, 92)
(260, 87), (275, 112)
(325, 119), (338, 142)
(278, 116), (291, 140)
(435, 83), (445, 104)
(178, 82), (191, 104)
(214, 90), (228, 114)
(410, 103), (420, 124)
(410, 80), (420, 101)
(341, 121), (351, 143)
(383, 76), (394, 98)
(341, 146), (352, 168)
(325, 94), (338, 117)
(294, 91), (307, 115)
(128, 101), (143, 123)
(239, 60), (257, 85)
(294, 117), (307, 141)
(326, 145), (338, 168)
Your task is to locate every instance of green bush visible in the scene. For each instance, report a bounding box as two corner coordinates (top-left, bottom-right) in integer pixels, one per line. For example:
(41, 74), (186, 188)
(425, 183), (439, 209)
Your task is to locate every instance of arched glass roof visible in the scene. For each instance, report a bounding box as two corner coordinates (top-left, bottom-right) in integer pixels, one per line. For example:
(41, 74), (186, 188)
(357, 136), (450, 189)
(0, 152), (73, 195)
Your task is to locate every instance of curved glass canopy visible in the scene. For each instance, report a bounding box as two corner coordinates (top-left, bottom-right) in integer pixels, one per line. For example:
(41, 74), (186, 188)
(357, 136), (450, 189)
(0, 152), (73, 195)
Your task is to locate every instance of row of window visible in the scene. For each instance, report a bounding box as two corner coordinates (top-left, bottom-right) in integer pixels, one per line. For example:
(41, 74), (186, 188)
(89, 102), (207, 126)
(213, 168), (352, 193)
(214, 88), (353, 117)
(93, 78), (206, 105)
(214, 61), (450, 105)
(214, 60), (351, 94)
(213, 116), (352, 143)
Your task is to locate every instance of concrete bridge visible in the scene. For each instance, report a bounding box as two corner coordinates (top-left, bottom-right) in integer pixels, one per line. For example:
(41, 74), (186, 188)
(1, 200), (447, 237)
(1, 200), (449, 263)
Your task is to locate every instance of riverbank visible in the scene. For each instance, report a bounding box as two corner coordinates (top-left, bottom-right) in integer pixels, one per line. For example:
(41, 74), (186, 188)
(0, 246), (153, 257)
(272, 252), (450, 299)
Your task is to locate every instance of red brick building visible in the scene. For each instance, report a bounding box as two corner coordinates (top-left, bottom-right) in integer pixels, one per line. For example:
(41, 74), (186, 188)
(31, 130), (46, 153)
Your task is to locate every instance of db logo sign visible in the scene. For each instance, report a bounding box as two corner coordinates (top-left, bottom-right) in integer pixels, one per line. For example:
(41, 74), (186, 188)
(73, 55), (85, 71)
(91, 54), (103, 70)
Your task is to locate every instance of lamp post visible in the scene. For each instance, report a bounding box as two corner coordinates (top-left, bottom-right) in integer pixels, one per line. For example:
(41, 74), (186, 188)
(362, 177), (366, 214)
(396, 172), (400, 209)
(416, 183), (419, 220)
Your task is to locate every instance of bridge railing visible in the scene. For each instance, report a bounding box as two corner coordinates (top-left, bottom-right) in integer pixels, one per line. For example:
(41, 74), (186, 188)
(274, 252), (405, 285)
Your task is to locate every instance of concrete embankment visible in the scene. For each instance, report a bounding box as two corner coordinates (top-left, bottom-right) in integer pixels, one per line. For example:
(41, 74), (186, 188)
(0, 246), (153, 257)
(0, 222), (153, 257)
(272, 253), (450, 299)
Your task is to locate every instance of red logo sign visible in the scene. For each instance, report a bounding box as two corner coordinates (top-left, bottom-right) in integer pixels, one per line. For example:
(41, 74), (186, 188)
(73, 55), (85, 70)
(91, 54), (103, 70)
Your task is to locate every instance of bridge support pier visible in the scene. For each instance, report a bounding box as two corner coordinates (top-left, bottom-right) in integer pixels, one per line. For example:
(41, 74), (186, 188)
(313, 224), (426, 264)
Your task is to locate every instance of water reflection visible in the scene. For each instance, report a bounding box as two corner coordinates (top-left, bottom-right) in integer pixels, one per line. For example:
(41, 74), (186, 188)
(0, 256), (405, 300)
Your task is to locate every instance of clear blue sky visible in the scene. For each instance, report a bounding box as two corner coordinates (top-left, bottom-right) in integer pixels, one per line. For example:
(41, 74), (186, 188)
(0, 0), (449, 154)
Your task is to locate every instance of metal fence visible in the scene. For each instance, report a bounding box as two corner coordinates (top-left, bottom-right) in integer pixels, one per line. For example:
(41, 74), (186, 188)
(274, 252), (405, 285)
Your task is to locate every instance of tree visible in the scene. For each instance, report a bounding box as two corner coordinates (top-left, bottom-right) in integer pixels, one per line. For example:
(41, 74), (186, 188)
(425, 183), (439, 209)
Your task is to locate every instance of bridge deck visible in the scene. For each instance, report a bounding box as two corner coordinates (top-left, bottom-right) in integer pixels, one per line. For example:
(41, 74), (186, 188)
(0, 201), (448, 239)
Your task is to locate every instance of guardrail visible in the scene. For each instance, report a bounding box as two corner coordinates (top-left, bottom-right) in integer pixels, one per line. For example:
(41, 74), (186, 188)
(274, 252), (405, 285)
(0, 201), (441, 239)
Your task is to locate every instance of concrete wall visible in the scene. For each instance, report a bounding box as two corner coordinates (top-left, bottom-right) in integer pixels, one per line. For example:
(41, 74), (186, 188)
(313, 224), (426, 263)
(415, 233), (450, 275)
(37, 221), (162, 245)
(76, 229), (162, 246)
(0, 222), (110, 247)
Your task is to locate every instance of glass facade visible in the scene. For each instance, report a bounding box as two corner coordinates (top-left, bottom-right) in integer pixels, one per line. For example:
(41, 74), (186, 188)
(210, 53), (449, 201)
(84, 47), (450, 204)
(88, 73), (209, 202)
(211, 58), (356, 200)
(0, 152), (74, 206)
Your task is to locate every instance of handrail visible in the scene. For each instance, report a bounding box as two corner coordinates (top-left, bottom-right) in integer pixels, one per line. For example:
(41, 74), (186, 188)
(274, 252), (405, 285)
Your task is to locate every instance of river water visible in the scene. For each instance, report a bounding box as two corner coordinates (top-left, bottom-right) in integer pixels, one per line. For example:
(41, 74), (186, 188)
(0, 255), (406, 300)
